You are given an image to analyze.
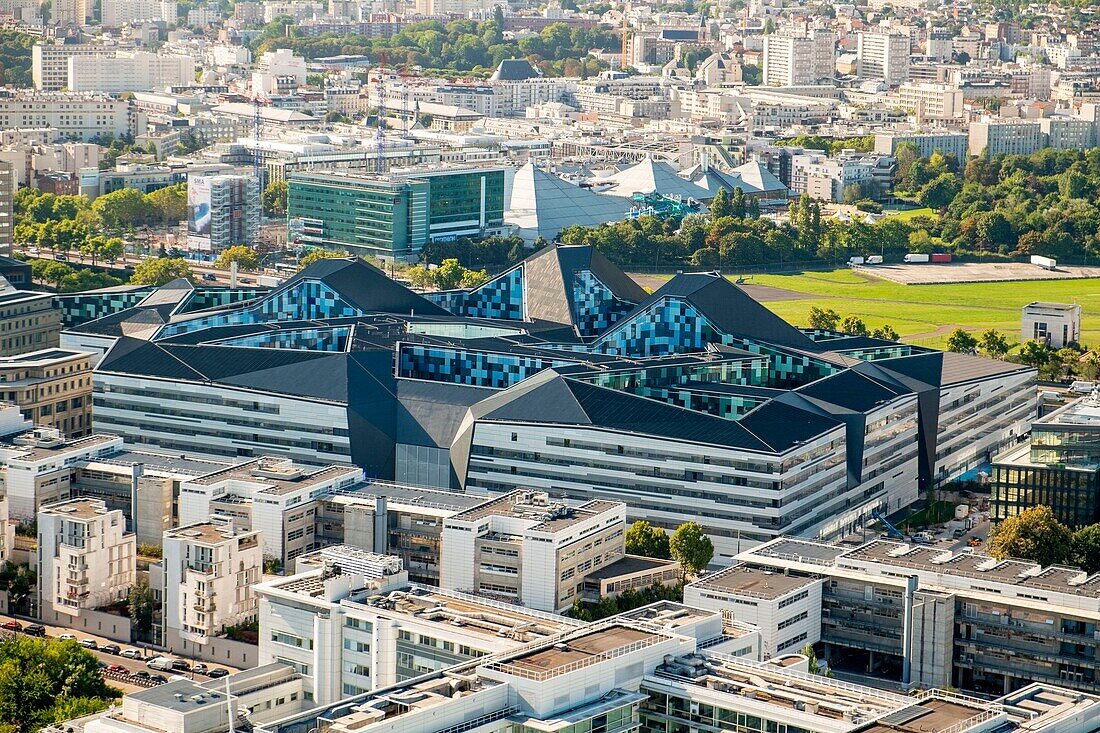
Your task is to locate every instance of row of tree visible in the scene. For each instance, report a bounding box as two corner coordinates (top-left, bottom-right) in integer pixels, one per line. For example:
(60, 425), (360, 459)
(625, 520), (715, 577)
(252, 15), (617, 77)
(945, 328), (1100, 380)
(806, 307), (900, 341)
(989, 505), (1100, 574)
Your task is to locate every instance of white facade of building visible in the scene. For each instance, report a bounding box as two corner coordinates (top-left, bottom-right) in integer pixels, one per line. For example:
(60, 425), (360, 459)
(762, 31), (835, 86)
(0, 93), (142, 142)
(857, 31), (910, 86)
(440, 491), (626, 612)
(1021, 302), (1081, 349)
(36, 498), (135, 620)
(68, 52), (196, 94)
(162, 520), (263, 649)
(0, 430), (123, 519)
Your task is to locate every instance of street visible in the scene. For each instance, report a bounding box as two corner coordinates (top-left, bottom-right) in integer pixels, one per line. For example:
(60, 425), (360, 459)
(0, 611), (241, 691)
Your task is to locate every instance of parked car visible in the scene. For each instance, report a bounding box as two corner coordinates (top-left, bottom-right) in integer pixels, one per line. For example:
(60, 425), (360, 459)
(0, 620), (21, 632)
(192, 663), (209, 675)
(968, 537), (983, 547)
(171, 660), (191, 672)
(130, 670), (151, 680)
(120, 648), (143, 659)
(1070, 381), (1096, 395)
(79, 639), (98, 649)
(202, 272), (218, 282)
(55, 253), (68, 262)
(952, 528), (965, 539)
(59, 633), (77, 641)
(147, 657), (177, 671)
(101, 643), (121, 655)
(105, 664), (128, 674)
(149, 674), (168, 684)
(238, 277), (255, 284)
(23, 624), (45, 637)
(207, 668), (229, 679)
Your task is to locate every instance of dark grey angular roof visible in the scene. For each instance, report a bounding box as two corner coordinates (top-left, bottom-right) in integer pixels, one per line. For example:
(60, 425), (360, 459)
(794, 368), (912, 413)
(490, 58), (542, 81)
(614, 272), (818, 351)
(396, 379), (495, 448)
(470, 369), (834, 453)
(281, 257), (451, 316)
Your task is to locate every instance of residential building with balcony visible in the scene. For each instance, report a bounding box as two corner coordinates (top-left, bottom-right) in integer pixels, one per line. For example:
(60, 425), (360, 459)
(162, 519), (263, 653)
(37, 498), (135, 623)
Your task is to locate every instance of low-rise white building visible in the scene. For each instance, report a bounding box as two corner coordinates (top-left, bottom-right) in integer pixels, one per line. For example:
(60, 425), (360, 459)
(178, 457), (364, 567)
(37, 497), (135, 622)
(1021, 301), (1081, 348)
(440, 490), (627, 612)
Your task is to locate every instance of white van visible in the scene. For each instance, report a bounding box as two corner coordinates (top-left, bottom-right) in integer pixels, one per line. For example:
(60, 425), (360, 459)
(147, 656), (177, 671)
(1070, 381), (1096, 395)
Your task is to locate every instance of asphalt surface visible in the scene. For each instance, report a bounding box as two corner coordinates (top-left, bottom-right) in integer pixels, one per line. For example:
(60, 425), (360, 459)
(0, 611), (239, 691)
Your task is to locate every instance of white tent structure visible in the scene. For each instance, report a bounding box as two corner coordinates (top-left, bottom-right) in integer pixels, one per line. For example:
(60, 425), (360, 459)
(600, 158), (712, 200)
(505, 163), (635, 244)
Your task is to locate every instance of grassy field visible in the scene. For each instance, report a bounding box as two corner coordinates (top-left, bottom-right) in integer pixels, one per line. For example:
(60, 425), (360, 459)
(886, 206), (935, 221)
(741, 269), (1100, 349)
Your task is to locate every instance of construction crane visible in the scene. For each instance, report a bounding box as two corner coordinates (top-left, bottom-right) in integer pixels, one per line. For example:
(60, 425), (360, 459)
(375, 51), (387, 174)
(620, 2), (630, 71)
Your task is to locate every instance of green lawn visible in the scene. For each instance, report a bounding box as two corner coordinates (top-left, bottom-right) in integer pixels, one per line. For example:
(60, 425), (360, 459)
(887, 206), (935, 221)
(745, 269), (1100, 349)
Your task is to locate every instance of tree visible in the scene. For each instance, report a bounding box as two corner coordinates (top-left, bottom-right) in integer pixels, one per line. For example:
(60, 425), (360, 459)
(130, 257), (194, 286)
(871, 324), (900, 341)
(918, 173), (961, 210)
(842, 182), (865, 204)
(669, 521), (714, 577)
(893, 142), (921, 185)
(709, 187), (731, 219)
(91, 187), (155, 229)
(1016, 339), (1053, 369)
(978, 328), (1011, 359)
(147, 183), (187, 225)
(298, 248), (350, 270)
(215, 245), (261, 271)
(0, 562), (34, 616)
(730, 187), (746, 218)
(807, 306), (841, 331)
(946, 328), (978, 354)
(840, 315), (869, 336)
(625, 520), (671, 559)
(262, 179), (289, 217)
(1071, 524), (1100, 574)
(801, 644), (831, 676)
(988, 506), (1072, 567)
(128, 579), (155, 639)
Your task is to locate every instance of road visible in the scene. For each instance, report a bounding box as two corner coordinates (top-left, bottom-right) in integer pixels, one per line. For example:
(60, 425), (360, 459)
(16, 246), (296, 288)
(0, 611), (240, 691)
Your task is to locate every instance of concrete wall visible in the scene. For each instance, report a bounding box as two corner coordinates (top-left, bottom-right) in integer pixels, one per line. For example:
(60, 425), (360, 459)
(166, 628), (259, 668)
(41, 605), (133, 643)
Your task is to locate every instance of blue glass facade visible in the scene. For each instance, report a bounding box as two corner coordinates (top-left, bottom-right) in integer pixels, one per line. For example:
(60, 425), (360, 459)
(424, 266), (525, 321)
(397, 343), (579, 388)
(214, 327), (351, 351)
(571, 270), (637, 338)
(158, 281), (364, 338)
(593, 297), (719, 357)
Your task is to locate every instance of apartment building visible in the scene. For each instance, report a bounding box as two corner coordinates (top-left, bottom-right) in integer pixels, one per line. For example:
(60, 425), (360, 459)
(894, 82), (965, 120)
(255, 550), (583, 704)
(0, 162), (12, 257)
(992, 392), (1100, 529)
(32, 42), (110, 91)
(705, 537), (1100, 696)
(762, 31), (836, 86)
(37, 498), (136, 622)
(788, 150), (877, 200)
(857, 31), (911, 86)
(0, 93), (145, 142)
(100, 0), (176, 25)
(0, 348), (92, 437)
(162, 520), (263, 652)
(440, 490), (627, 612)
(178, 457), (364, 567)
(0, 285), (59, 357)
(874, 130), (969, 160)
(67, 52), (196, 94)
(969, 118), (1045, 156)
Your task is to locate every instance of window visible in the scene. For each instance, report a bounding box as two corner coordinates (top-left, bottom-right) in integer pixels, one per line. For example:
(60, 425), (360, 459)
(271, 631), (313, 650)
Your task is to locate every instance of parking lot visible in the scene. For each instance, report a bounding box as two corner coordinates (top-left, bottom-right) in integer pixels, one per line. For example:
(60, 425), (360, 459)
(0, 612), (239, 691)
(858, 261), (1100, 285)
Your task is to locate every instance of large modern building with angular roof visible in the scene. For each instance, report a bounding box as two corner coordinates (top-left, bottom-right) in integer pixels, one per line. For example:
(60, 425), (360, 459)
(86, 246), (1035, 559)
